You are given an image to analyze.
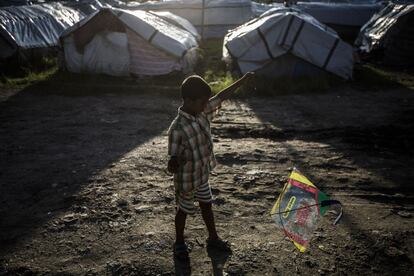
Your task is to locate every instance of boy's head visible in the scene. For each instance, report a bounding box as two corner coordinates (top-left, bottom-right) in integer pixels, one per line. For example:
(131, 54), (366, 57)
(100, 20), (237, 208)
(181, 75), (212, 100)
(181, 75), (212, 114)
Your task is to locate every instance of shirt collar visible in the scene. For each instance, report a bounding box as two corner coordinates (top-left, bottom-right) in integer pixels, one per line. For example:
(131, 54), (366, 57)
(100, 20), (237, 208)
(178, 106), (198, 122)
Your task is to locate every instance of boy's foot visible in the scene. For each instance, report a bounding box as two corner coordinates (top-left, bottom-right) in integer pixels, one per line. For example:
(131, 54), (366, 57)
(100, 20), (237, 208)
(173, 242), (190, 260)
(206, 238), (232, 252)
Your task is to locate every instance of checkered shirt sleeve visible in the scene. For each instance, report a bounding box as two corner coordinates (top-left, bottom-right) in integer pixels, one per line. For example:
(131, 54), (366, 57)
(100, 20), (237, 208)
(168, 128), (182, 157)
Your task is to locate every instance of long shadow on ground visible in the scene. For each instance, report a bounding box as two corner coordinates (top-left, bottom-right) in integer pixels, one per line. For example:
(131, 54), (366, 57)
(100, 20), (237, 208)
(211, 74), (414, 275)
(215, 76), (414, 198)
(0, 72), (181, 254)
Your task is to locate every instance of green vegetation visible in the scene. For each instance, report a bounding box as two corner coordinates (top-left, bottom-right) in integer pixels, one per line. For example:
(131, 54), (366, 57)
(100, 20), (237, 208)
(1, 66), (58, 90)
(353, 64), (414, 90)
(1, 39), (413, 96)
(1, 56), (59, 90)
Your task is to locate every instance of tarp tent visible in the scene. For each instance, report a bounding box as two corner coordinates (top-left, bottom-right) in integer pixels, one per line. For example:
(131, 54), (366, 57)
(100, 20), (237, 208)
(60, 7), (200, 76)
(223, 6), (354, 79)
(64, 0), (109, 15)
(355, 2), (414, 67)
(106, 0), (253, 39)
(251, 1), (383, 40)
(0, 2), (86, 59)
(0, 0), (31, 7)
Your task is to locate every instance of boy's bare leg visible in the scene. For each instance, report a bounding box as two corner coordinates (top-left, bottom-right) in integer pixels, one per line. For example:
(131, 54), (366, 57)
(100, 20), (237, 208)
(199, 201), (219, 240)
(175, 208), (187, 244)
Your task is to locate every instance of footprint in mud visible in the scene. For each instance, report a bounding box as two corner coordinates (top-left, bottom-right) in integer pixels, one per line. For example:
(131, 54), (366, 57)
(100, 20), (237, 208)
(215, 153), (247, 165)
(213, 198), (226, 206)
(211, 187), (221, 195)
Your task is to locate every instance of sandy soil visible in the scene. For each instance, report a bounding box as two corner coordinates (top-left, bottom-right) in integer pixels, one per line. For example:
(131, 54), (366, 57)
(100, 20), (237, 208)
(0, 85), (413, 275)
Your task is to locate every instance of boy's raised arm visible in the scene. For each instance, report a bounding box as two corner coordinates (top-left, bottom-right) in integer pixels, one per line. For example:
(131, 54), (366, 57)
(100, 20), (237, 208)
(214, 72), (254, 101)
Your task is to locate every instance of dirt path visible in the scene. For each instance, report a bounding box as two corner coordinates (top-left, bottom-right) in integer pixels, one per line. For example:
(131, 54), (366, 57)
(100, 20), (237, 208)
(0, 86), (413, 275)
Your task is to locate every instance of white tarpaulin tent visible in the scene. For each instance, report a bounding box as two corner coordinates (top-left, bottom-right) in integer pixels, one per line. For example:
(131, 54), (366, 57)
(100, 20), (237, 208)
(60, 7), (200, 76)
(223, 6), (354, 79)
(108, 0), (253, 39)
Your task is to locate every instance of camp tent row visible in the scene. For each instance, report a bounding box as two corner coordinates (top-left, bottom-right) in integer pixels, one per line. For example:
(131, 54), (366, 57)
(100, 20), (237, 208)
(60, 8), (200, 76)
(223, 6), (354, 80)
(107, 0), (253, 39)
(1, 0), (413, 78)
(108, 0), (382, 40)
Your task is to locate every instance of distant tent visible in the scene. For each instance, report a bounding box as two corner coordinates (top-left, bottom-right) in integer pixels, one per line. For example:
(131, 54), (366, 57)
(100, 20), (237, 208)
(0, 2), (85, 59)
(355, 2), (414, 67)
(64, 0), (108, 15)
(0, 0), (31, 7)
(109, 0), (253, 39)
(223, 7), (354, 80)
(251, 1), (383, 40)
(60, 8), (200, 76)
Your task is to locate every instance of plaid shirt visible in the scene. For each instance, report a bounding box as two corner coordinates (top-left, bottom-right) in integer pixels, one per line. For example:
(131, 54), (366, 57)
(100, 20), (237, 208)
(168, 97), (222, 194)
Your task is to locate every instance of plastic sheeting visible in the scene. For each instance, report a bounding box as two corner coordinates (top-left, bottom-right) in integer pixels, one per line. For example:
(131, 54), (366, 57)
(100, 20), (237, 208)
(150, 11), (200, 40)
(251, 1), (382, 38)
(83, 32), (130, 76)
(109, 0), (253, 38)
(0, 0), (31, 7)
(223, 6), (353, 79)
(356, 3), (414, 52)
(61, 8), (199, 76)
(355, 2), (414, 66)
(295, 2), (383, 27)
(0, 0), (105, 59)
(127, 28), (181, 76)
(0, 2), (83, 58)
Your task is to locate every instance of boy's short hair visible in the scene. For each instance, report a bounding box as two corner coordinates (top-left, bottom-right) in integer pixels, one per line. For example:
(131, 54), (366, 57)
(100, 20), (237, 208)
(181, 75), (212, 100)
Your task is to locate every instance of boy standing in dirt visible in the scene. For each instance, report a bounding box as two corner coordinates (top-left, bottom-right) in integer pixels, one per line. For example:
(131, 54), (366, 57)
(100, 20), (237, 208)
(167, 72), (253, 259)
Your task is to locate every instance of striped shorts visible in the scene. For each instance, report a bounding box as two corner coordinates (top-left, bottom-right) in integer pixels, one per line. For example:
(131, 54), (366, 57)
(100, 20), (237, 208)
(176, 181), (213, 215)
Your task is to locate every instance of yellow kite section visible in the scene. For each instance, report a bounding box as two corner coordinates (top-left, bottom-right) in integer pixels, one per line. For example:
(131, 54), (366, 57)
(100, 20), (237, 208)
(289, 170), (316, 187)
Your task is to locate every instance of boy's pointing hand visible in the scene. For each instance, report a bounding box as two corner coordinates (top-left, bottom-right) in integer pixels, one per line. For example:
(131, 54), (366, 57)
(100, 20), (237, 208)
(243, 71), (255, 81)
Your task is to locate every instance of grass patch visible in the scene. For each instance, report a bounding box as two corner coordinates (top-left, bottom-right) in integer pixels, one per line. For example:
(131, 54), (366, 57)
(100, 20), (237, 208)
(1, 57), (183, 96)
(196, 38), (237, 94)
(0, 66), (58, 89)
(353, 64), (414, 90)
(1, 59), (59, 90)
(1, 39), (413, 97)
(24, 70), (183, 97)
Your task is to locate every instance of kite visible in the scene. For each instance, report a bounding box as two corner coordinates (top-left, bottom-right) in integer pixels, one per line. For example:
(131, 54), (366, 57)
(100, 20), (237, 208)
(270, 168), (342, 252)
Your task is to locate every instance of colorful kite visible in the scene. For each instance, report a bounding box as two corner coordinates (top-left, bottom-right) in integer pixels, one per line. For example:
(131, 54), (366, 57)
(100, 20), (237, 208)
(270, 168), (342, 252)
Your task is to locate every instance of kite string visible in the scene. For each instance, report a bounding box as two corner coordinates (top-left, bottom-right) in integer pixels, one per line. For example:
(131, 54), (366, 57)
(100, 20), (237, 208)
(273, 202), (321, 215)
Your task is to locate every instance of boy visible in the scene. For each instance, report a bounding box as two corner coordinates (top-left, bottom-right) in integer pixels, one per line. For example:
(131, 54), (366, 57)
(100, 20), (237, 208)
(167, 72), (253, 259)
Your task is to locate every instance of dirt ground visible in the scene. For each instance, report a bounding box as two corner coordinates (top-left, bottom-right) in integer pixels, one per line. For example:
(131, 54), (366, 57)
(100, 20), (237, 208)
(0, 83), (413, 275)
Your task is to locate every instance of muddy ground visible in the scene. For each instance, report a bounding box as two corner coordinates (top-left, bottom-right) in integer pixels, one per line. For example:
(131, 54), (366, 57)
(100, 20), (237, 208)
(0, 82), (413, 275)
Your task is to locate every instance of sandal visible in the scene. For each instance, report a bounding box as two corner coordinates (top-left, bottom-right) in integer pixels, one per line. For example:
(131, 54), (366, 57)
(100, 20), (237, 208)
(206, 238), (232, 252)
(173, 242), (189, 260)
